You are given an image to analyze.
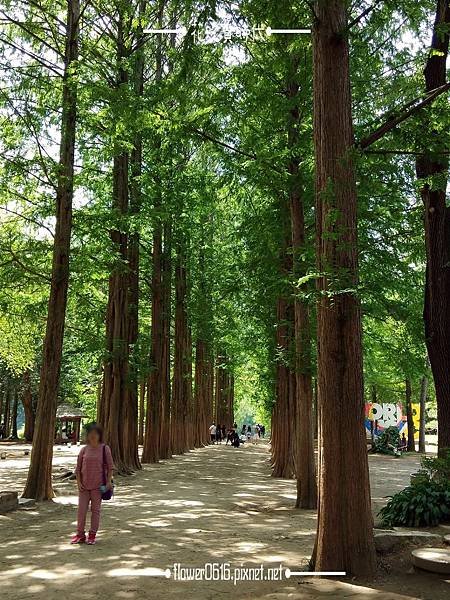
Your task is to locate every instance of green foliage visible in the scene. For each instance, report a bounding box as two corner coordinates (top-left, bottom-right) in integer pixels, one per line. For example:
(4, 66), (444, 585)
(372, 426), (401, 456)
(379, 451), (450, 527)
(0, 0), (445, 424)
(378, 479), (450, 527)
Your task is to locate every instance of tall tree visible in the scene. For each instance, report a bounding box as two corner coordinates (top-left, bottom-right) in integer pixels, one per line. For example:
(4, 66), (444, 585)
(23, 0), (80, 500)
(405, 378), (415, 451)
(22, 370), (35, 442)
(172, 238), (191, 455)
(11, 384), (18, 439)
(416, 0), (450, 456)
(286, 50), (317, 510)
(312, 0), (376, 576)
(99, 8), (137, 474)
(418, 375), (428, 453)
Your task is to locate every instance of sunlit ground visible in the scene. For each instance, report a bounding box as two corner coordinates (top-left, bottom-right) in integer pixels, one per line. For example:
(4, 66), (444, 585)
(0, 439), (449, 599)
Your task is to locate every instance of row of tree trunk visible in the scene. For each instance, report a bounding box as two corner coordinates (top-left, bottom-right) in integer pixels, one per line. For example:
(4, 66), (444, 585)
(271, 0), (449, 577)
(0, 372), (35, 441)
(22, 0), (80, 500)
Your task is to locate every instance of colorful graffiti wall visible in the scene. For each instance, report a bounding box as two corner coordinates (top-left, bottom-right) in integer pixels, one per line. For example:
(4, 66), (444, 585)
(365, 402), (420, 440)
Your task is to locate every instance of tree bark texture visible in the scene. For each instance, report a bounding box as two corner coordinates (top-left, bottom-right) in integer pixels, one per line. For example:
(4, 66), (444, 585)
(419, 375), (428, 453)
(416, 0), (450, 456)
(312, 0), (376, 576)
(23, 0), (80, 500)
(287, 58), (317, 509)
(22, 370), (35, 442)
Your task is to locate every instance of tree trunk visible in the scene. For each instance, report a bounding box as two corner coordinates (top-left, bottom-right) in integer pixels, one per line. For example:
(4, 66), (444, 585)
(313, 378), (318, 440)
(312, 0), (376, 576)
(194, 339), (209, 446)
(271, 203), (296, 479)
(271, 294), (296, 478)
(3, 377), (11, 437)
(416, 0), (450, 457)
(142, 219), (163, 463)
(193, 228), (214, 447)
(11, 385), (18, 439)
(23, 0), (79, 500)
(287, 66), (317, 509)
(99, 9), (143, 473)
(172, 242), (190, 455)
(142, 1), (167, 464)
(100, 146), (132, 473)
(22, 370), (35, 442)
(215, 358), (233, 430)
(138, 381), (145, 446)
(124, 6), (146, 471)
(419, 375), (428, 453)
(405, 378), (415, 451)
(159, 221), (172, 459)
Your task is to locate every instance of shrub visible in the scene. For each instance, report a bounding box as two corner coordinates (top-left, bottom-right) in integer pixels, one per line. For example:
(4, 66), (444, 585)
(371, 426), (401, 456)
(378, 450), (450, 527)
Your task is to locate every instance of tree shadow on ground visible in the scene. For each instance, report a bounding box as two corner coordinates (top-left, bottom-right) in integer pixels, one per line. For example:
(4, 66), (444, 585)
(0, 442), (448, 599)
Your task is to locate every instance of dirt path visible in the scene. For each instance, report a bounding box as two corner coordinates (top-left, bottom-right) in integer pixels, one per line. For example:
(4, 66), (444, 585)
(0, 441), (448, 599)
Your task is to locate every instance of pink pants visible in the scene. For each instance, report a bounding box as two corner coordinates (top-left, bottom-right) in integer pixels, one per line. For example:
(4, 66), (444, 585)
(77, 489), (102, 535)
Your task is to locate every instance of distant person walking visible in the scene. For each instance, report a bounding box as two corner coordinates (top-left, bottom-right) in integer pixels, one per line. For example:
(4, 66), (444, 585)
(209, 423), (217, 444)
(71, 423), (114, 545)
(216, 424), (223, 444)
(226, 429), (234, 445)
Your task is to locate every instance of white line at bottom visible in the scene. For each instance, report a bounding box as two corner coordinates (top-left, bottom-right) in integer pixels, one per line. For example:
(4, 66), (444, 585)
(287, 571), (346, 577)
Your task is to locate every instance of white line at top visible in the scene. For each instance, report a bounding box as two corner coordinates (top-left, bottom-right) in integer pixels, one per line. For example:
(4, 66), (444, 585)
(144, 28), (186, 34)
(143, 27), (311, 36)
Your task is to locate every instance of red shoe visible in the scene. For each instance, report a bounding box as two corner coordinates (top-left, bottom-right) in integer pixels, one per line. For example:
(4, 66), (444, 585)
(70, 533), (86, 544)
(86, 532), (96, 545)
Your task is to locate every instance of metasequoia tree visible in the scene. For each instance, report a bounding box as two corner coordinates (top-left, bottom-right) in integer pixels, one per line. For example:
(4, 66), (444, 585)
(11, 386), (18, 439)
(160, 220), (173, 458)
(171, 237), (192, 454)
(271, 218), (296, 479)
(311, 0), (376, 576)
(2, 376), (11, 438)
(142, 209), (164, 462)
(286, 49), (317, 510)
(99, 5), (140, 474)
(215, 357), (234, 429)
(193, 241), (214, 446)
(194, 338), (214, 446)
(416, 0), (450, 456)
(23, 0), (80, 500)
(418, 375), (428, 453)
(22, 370), (35, 442)
(142, 0), (174, 463)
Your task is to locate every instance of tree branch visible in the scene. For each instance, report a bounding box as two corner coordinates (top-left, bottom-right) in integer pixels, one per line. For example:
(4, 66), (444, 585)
(358, 82), (450, 150)
(348, 0), (383, 30)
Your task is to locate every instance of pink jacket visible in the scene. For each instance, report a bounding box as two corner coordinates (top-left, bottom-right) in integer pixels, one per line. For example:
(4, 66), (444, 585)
(75, 444), (114, 491)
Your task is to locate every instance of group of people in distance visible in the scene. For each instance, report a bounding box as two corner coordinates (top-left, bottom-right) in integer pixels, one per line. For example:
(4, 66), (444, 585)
(208, 422), (266, 448)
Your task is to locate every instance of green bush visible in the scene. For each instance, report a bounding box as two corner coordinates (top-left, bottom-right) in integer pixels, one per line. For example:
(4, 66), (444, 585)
(420, 451), (450, 484)
(378, 450), (450, 527)
(371, 426), (401, 456)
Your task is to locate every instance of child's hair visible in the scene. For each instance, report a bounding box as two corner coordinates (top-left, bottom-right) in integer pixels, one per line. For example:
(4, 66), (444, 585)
(85, 422), (104, 442)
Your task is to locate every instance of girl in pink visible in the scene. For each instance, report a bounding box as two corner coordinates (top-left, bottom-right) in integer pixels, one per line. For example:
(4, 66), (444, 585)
(71, 423), (114, 545)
